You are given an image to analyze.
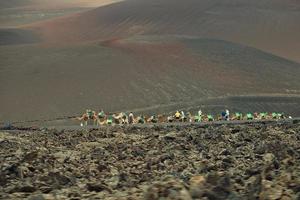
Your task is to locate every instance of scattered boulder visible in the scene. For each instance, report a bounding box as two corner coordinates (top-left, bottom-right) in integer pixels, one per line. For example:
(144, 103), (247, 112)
(86, 182), (112, 193)
(28, 194), (46, 200)
(10, 183), (36, 193)
(144, 177), (192, 200)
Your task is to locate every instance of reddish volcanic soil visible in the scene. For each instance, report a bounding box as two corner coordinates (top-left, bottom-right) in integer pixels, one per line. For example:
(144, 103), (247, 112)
(26, 0), (300, 63)
(0, 0), (122, 10)
(0, 0), (122, 28)
(0, 36), (300, 122)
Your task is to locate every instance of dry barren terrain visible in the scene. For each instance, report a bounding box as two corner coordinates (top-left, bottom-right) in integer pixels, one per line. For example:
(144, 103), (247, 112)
(0, 120), (299, 199)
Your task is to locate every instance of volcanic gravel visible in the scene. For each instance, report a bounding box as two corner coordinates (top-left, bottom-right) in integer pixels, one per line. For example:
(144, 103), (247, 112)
(0, 121), (300, 199)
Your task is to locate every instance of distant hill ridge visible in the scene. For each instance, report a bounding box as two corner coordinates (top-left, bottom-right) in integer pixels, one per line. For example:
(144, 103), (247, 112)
(24, 0), (300, 63)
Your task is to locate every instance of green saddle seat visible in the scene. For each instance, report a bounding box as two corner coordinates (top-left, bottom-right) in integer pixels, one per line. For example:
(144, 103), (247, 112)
(207, 115), (214, 121)
(235, 112), (242, 120)
(107, 117), (113, 124)
(194, 115), (202, 122)
(260, 113), (267, 119)
(87, 111), (93, 118)
(247, 113), (254, 120)
(98, 111), (105, 118)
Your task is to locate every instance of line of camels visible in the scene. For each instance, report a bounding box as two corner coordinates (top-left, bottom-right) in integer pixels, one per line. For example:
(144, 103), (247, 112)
(76, 109), (288, 126)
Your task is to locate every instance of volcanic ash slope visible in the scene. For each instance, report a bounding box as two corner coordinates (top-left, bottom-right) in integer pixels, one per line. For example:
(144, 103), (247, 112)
(1, 36), (300, 122)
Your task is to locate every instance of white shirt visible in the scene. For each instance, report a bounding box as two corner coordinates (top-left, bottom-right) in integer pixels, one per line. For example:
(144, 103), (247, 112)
(198, 110), (202, 116)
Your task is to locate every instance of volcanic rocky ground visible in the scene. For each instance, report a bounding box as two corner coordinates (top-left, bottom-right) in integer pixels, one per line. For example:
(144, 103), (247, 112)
(0, 120), (300, 199)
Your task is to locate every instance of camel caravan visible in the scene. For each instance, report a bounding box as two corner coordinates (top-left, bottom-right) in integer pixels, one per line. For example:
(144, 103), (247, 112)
(76, 109), (290, 126)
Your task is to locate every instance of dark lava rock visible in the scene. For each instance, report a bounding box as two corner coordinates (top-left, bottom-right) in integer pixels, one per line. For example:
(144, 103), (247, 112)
(0, 173), (7, 186)
(10, 183), (36, 193)
(39, 186), (53, 194)
(254, 143), (267, 154)
(245, 168), (261, 177)
(22, 151), (39, 162)
(28, 194), (45, 200)
(86, 182), (112, 193)
(0, 121), (299, 199)
(48, 172), (71, 185)
(144, 177), (192, 200)
(219, 149), (232, 156)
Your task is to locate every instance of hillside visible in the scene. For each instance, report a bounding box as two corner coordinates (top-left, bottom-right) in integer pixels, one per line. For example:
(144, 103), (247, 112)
(0, 0), (122, 27)
(26, 0), (300, 63)
(1, 36), (300, 122)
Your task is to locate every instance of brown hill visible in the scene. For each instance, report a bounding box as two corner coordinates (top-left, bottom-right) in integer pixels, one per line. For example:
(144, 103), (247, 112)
(27, 0), (300, 63)
(0, 36), (299, 122)
(0, 0), (122, 27)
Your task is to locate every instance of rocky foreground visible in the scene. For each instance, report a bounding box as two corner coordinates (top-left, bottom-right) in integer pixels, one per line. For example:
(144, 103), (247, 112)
(0, 121), (300, 200)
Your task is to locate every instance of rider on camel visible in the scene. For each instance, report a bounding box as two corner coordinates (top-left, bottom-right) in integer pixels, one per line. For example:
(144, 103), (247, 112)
(181, 111), (186, 122)
(207, 114), (214, 121)
(128, 112), (134, 124)
(98, 109), (105, 119)
(175, 111), (181, 120)
(225, 109), (230, 121)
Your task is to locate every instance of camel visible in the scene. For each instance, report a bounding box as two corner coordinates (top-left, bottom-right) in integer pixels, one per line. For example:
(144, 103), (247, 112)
(76, 110), (98, 126)
(180, 115), (188, 122)
(277, 113), (285, 119)
(231, 112), (243, 120)
(135, 116), (146, 124)
(146, 115), (158, 123)
(174, 111), (181, 122)
(186, 112), (193, 123)
(253, 112), (269, 120)
(271, 112), (285, 120)
(173, 111), (189, 122)
(202, 114), (214, 122)
(167, 115), (174, 123)
(244, 113), (254, 120)
(112, 112), (128, 124)
(105, 115), (114, 125)
(157, 114), (168, 123)
(217, 115), (223, 121)
(172, 113), (185, 122)
(193, 115), (202, 123)
(126, 114), (147, 124)
(128, 112), (135, 124)
(96, 111), (107, 126)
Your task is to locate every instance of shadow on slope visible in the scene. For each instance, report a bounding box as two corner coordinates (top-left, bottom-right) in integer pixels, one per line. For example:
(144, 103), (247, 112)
(0, 0), (32, 9)
(0, 28), (40, 45)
